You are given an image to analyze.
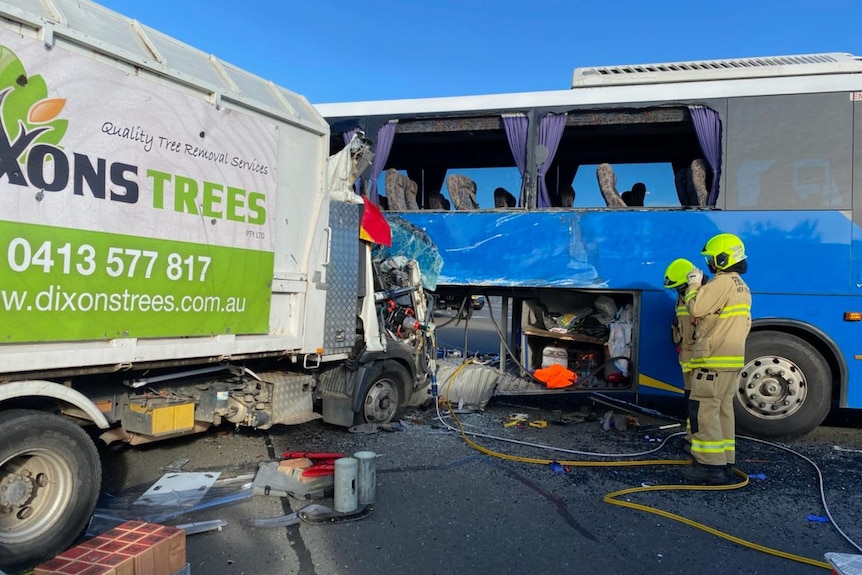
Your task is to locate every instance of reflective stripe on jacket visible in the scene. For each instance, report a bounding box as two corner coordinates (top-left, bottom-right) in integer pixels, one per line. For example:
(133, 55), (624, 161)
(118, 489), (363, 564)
(684, 272), (751, 371)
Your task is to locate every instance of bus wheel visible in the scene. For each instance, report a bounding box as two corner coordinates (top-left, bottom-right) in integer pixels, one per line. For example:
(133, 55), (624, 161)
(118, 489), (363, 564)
(354, 363), (406, 425)
(0, 410), (101, 572)
(735, 331), (831, 440)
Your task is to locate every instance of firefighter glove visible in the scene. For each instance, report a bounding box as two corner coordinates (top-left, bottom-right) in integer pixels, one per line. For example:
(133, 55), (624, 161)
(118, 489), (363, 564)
(686, 267), (704, 287)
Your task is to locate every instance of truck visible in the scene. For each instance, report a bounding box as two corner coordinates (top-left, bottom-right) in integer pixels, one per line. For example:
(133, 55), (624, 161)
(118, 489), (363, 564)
(0, 0), (436, 570)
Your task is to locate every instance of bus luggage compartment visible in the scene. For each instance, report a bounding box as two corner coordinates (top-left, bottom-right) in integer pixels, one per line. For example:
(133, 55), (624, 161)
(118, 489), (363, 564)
(492, 289), (636, 395)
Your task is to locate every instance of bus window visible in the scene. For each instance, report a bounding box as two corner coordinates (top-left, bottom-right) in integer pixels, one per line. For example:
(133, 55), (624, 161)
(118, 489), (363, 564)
(570, 163), (677, 208)
(727, 93), (852, 210)
(442, 167), (522, 209)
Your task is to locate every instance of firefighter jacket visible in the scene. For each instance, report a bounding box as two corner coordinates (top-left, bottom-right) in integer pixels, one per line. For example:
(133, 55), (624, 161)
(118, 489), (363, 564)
(684, 271), (751, 371)
(671, 292), (696, 373)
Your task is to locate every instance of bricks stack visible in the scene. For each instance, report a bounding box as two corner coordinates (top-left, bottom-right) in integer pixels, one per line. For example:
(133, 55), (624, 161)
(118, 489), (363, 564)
(33, 521), (187, 575)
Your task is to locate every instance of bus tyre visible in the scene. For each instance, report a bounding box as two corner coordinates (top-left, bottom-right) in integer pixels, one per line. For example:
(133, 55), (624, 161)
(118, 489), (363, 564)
(354, 363), (407, 425)
(735, 331), (831, 440)
(0, 410), (101, 572)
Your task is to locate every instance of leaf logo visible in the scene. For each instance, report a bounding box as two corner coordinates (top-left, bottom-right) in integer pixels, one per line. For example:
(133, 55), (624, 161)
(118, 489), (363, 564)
(0, 45), (68, 168)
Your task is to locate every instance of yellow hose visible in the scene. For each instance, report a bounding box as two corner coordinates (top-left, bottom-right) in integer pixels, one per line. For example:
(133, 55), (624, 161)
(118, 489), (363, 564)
(440, 361), (831, 571)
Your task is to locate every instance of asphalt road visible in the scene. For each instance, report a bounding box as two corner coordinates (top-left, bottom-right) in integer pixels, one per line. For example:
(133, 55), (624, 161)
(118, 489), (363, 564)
(94, 395), (862, 575)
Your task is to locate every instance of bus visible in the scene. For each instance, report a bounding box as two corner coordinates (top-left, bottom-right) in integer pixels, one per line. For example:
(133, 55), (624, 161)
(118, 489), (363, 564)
(316, 52), (862, 440)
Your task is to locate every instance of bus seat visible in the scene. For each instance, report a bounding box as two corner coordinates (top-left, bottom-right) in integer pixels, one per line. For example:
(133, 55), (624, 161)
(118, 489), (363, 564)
(404, 177), (420, 210)
(560, 184), (575, 207)
(595, 163), (627, 207)
(630, 182), (646, 206)
(688, 159), (709, 206)
(621, 190), (633, 205)
(428, 190), (451, 210)
(385, 168), (408, 211)
(494, 187), (516, 208)
(447, 174), (479, 210)
(674, 167), (692, 206)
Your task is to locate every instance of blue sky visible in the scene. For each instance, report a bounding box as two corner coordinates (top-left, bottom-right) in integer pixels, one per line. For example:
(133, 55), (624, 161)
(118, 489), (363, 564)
(96, 0), (861, 104)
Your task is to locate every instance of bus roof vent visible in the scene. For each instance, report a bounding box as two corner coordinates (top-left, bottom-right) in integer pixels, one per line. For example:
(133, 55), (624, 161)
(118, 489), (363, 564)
(572, 52), (862, 88)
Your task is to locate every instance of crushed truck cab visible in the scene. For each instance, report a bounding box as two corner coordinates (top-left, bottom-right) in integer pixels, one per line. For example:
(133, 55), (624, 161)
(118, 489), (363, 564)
(0, 0), (435, 571)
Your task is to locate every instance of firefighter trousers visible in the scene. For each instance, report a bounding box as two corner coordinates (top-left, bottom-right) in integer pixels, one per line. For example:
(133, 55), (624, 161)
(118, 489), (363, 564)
(688, 368), (736, 466)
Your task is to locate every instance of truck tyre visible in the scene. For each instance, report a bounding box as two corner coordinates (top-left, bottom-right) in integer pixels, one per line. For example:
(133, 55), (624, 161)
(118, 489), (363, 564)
(0, 410), (101, 572)
(354, 363), (408, 425)
(735, 331), (831, 440)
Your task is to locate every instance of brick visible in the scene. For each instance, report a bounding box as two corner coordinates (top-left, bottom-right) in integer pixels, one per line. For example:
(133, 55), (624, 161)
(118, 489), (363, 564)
(34, 557), (71, 575)
(96, 540), (128, 554)
(116, 520), (147, 531)
(57, 545), (91, 560)
(120, 542), (154, 575)
(94, 553), (134, 575)
(115, 530), (146, 544)
(56, 560), (92, 575)
(79, 536), (112, 550)
(132, 522), (163, 534)
(78, 549), (110, 564)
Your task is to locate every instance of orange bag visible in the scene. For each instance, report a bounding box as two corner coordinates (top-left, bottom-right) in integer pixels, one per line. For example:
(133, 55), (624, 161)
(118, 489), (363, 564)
(534, 363), (577, 389)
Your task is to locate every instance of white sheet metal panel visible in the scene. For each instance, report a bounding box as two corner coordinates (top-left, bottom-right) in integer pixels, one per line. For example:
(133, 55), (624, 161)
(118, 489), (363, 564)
(0, 0), (330, 373)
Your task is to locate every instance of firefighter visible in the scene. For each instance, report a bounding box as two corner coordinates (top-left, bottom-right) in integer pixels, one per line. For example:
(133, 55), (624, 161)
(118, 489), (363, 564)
(662, 258), (698, 452)
(681, 233), (752, 484)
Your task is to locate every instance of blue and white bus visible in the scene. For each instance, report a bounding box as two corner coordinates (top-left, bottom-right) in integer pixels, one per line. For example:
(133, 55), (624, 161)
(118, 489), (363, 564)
(316, 52), (862, 439)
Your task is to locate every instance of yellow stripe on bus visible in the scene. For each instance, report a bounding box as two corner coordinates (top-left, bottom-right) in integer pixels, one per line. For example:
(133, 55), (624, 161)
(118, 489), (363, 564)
(638, 374), (685, 394)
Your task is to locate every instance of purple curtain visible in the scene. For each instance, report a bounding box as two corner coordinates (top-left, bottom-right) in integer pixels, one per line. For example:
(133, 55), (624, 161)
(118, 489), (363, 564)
(689, 106), (722, 206)
(503, 114), (528, 206)
(537, 113), (566, 208)
(342, 127), (360, 146)
(366, 120), (397, 205)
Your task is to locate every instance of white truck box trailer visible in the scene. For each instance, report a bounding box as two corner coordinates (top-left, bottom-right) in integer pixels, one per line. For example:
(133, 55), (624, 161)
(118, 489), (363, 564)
(0, 0), (435, 570)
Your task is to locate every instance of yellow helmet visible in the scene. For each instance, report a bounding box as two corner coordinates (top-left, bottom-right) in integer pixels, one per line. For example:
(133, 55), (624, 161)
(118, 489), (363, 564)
(702, 233), (746, 271)
(663, 258), (694, 289)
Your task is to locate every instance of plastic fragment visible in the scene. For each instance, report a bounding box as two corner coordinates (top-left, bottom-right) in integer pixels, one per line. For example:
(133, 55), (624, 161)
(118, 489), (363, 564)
(176, 519), (227, 535)
(747, 473), (766, 480)
(806, 514), (829, 523)
(243, 504), (332, 528)
(549, 461), (566, 474)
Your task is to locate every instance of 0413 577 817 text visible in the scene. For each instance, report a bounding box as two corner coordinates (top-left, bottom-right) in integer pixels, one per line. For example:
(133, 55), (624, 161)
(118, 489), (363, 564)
(6, 237), (211, 281)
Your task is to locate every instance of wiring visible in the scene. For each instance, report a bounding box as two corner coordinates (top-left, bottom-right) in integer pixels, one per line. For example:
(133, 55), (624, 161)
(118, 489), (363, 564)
(432, 360), (840, 571)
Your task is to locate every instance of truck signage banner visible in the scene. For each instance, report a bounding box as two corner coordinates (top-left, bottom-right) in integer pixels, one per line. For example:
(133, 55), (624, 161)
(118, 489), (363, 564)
(0, 29), (277, 342)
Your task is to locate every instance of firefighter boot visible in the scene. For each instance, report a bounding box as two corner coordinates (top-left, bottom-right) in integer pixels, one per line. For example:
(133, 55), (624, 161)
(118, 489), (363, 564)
(679, 461), (728, 485)
(726, 464), (738, 483)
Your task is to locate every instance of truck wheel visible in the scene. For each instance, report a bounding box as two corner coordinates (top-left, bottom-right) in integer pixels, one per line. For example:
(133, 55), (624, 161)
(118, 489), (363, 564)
(735, 331), (831, 440)
(0, 410), (101, 572)
(354, 363), (407, 425)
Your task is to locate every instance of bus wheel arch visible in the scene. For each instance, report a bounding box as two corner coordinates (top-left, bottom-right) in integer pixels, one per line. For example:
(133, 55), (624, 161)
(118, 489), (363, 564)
(735, 328), (835, 440)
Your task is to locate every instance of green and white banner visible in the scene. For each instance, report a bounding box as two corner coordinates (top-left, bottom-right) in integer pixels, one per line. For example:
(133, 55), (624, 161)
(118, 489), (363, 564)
(0, 29), (277, 342)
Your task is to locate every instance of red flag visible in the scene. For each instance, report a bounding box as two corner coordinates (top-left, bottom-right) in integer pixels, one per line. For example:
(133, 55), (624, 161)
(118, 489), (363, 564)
(359, 197), (392, 246)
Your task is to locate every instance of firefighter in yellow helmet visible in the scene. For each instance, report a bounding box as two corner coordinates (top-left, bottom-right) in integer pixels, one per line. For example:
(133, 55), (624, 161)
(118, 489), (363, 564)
(663, 258), (698, 452)
(681, 233), (752, 484)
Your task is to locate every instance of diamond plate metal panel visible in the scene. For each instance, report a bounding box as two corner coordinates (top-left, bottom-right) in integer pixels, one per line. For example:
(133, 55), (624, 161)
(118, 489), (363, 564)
(266, 372), (320, 426)
(323, 203), (362, 353)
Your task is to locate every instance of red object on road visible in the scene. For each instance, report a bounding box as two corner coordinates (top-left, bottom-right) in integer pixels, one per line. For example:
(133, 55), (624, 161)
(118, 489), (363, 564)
(282, 451), (343, 462)
(302, 464), (336, 477)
